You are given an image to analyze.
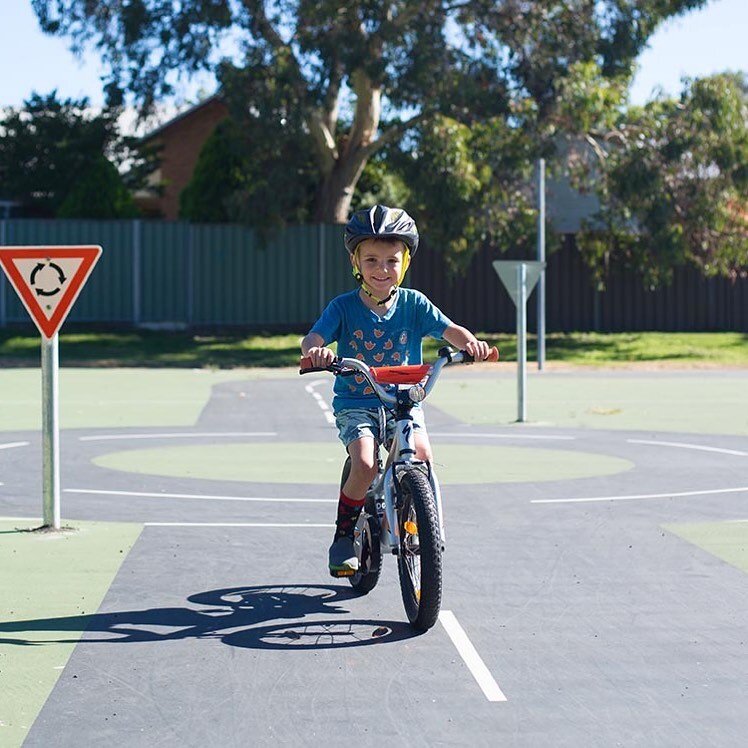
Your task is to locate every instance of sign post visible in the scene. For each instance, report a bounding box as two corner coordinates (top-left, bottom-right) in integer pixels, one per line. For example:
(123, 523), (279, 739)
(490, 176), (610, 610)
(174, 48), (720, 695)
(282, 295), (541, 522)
(0, 245), (102, 528)
(493, 260), (545, 422)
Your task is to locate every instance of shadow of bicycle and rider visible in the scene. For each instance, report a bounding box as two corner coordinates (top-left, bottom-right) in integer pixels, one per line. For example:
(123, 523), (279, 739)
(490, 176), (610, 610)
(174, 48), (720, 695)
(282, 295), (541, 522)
(0, 584), (422, 650)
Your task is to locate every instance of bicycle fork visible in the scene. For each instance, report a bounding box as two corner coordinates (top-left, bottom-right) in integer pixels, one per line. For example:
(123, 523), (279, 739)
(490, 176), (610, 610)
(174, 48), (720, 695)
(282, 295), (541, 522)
(375, 416), (446, 553)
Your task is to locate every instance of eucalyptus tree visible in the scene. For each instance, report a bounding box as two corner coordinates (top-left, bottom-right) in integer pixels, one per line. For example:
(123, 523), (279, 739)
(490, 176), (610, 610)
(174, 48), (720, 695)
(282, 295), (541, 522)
(33, 0), (708, 224)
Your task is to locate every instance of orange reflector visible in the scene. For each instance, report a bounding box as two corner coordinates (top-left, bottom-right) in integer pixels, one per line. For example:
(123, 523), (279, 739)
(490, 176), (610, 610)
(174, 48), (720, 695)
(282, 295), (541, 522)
(404, 521), (418, 535)
(333, 569), (355, 577)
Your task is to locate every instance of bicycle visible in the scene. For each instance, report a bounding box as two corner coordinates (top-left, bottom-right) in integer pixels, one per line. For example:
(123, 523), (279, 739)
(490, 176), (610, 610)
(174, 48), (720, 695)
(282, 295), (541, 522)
(300, 345), (499, 631)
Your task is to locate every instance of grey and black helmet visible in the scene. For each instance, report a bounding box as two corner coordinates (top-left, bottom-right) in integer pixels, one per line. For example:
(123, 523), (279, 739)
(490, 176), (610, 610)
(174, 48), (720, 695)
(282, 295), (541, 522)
(344, 205), (419, 257)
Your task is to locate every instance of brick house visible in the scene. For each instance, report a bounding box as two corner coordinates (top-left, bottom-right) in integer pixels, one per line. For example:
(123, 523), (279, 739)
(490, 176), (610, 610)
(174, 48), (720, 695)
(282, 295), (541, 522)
(136, 95), (229, 219)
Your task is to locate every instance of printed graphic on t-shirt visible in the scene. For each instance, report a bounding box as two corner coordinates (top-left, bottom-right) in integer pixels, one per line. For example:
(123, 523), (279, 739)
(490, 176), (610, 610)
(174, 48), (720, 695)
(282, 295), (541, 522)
(344, 327), (410, 399)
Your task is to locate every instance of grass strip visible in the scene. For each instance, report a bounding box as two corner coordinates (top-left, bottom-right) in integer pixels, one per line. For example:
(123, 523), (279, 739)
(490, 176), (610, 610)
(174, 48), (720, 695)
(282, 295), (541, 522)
(1, 330), (747, 368)
(0, 518), (142, 747)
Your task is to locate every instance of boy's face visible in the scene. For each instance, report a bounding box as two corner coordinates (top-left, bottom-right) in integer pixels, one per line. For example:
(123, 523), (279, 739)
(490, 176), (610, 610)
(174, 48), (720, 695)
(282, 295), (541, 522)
(353, 239), (405, 296)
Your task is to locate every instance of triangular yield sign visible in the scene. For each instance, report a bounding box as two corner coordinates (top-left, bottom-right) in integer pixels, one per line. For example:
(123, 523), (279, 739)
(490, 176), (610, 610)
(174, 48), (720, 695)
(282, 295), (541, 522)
(492, 260), (545, 306)
(0, 246), (102, 338)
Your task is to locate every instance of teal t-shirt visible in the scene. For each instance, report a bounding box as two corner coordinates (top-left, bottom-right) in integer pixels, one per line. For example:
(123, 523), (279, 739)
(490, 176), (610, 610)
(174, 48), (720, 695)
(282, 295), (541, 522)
(310, 288), (452, 411)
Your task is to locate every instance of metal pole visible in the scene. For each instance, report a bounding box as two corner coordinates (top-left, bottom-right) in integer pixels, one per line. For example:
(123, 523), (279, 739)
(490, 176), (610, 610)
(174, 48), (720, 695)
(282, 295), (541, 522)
(517, 263), (527, 422)
(41, 334), (61, 529)
(537, 158), (546, 370)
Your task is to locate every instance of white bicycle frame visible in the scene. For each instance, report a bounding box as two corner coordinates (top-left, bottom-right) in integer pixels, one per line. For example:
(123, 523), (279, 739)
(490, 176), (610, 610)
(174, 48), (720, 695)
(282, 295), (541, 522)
(339, 352), (466, 554)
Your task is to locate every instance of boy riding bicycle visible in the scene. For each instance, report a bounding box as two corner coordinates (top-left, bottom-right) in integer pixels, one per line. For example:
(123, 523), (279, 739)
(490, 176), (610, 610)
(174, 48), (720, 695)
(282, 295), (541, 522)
(301, 205), (491, 576)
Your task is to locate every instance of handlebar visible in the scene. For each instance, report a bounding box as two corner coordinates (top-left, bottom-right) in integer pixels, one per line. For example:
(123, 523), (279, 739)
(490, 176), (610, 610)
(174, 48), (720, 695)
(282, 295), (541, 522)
(299, 345), (499, 407)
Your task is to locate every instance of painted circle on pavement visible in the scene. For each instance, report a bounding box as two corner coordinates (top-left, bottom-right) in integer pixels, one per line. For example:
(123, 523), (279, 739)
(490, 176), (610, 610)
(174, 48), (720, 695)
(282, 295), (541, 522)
(92, 442), (633, 484)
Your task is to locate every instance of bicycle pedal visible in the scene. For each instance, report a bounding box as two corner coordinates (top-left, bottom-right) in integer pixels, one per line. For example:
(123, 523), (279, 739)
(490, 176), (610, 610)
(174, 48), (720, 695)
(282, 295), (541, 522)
(330, 568), (355, 578)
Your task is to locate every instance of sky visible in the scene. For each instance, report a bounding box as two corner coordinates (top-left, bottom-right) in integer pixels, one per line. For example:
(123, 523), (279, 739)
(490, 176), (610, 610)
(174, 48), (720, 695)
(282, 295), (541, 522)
(0, 0), (745, 125)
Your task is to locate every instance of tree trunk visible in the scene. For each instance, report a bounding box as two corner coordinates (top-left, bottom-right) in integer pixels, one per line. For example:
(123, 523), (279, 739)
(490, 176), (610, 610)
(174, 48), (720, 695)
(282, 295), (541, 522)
(312, 69), (382, 223)
(313, 154), (369, 223)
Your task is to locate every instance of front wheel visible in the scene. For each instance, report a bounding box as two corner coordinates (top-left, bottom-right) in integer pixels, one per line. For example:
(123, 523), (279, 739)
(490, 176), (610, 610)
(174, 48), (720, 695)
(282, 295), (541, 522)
(396, 467), (443, 631)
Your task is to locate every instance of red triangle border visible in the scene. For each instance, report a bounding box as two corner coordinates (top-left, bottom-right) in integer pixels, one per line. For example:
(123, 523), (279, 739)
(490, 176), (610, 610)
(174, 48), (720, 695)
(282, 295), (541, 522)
(0, 246), (102, 338)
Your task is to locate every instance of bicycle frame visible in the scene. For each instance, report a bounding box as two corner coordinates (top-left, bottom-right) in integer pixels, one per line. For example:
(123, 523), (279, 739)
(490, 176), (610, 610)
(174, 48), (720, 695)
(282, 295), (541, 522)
(333, 349), (465, 554)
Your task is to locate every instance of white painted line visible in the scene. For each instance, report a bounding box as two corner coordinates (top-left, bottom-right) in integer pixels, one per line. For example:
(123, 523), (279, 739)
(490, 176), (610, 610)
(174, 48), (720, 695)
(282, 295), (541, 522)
(431, 432), (574, 441)
(144, 522), (335, 528)
(65, 488), (336, 503)
(439, 610), (507, 702)
(0, 441), (30, 450)
(627, 439), (748, 457)
(79, 432), (277, 442)
(532, 485), (748, 504)
(305, 380), (337, 427)
(0, 516), (42, 521)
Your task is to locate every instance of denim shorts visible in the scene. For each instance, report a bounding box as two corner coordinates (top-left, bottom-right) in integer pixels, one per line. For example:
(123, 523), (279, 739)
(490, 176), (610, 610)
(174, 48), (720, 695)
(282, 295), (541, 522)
(335, 407), (426, 449)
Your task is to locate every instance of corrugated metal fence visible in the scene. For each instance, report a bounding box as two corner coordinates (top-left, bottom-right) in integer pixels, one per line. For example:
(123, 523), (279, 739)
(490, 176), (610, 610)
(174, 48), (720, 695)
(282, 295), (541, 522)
(0, 219), (746, 332)
(0, 219), (352, 329)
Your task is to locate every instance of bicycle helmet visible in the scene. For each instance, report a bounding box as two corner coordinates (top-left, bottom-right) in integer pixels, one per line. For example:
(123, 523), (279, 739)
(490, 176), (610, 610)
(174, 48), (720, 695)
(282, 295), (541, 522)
(344, 205), (419, 305)
(344, 205), (419, 257)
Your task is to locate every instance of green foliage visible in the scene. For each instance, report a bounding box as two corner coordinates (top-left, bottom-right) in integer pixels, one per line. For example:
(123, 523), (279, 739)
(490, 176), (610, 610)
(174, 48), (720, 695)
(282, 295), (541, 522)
(394, 115), (540, 272)
(179, 120), (246, 223)
(0, 91), (147, 218)
(351, 154), (411, 213)
(577, 73), (748, 286)
(32, 0), (705, 237)
(58, 155), (139, 218)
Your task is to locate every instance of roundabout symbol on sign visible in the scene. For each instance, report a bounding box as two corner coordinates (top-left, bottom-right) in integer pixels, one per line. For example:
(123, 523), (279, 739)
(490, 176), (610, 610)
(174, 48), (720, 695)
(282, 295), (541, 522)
(30, 260), (67, 297)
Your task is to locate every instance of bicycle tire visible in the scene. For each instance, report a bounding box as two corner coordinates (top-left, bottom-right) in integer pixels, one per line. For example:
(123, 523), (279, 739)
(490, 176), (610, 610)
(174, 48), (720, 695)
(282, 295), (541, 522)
(396, 466), (443, 631)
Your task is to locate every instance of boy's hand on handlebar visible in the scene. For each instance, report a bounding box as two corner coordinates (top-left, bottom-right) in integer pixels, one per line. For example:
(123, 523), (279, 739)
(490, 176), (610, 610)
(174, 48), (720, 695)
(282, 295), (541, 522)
(465, 339), (492, 361)
(306, 346), (336, 368)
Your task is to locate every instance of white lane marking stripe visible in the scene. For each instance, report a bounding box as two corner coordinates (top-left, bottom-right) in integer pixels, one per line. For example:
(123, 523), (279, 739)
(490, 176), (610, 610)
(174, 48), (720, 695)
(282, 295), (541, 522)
(305, 381), (336, 427)
(0, 516), (41, 521)
(64, 488), (336, 503)
(431, 432), (574, 441)
(627, 439), (748, 457)
(439, 610), (507, 702)
(0, 441), (30, 450)
(144, 522), (335, 528)
(532, 486), (748, 504)
(79, 432), (277, 442)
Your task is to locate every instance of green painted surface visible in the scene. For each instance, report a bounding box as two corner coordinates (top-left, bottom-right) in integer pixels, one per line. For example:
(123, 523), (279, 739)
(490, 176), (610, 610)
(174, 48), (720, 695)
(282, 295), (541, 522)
(92, 442), (633, 484)
(664, 521), (748, 574)
(431, 374), (748, 435)
(0, 368), (258, 432)
(0, 518), (142, 747)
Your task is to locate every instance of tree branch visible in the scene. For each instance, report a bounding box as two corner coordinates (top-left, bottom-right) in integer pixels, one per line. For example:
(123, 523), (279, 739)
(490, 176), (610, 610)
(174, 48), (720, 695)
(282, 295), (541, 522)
(362, 110), (431, 157)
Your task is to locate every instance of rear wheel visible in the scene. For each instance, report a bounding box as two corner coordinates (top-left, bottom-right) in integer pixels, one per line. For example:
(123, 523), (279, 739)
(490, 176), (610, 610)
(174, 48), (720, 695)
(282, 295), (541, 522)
(349, 507), (382, 594)
(396, 467), (442, 631)
(339, 457), (382, 594)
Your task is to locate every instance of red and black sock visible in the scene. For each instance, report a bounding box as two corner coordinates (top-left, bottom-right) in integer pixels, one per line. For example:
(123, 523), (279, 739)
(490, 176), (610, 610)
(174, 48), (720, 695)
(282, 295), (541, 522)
(335, 490), (365, 538)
